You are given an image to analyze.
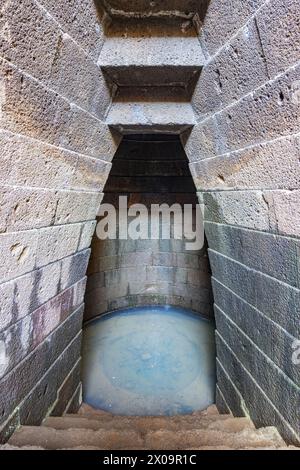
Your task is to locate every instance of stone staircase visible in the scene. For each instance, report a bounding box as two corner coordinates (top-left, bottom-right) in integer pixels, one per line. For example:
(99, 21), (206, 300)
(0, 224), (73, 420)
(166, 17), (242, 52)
(1, 404), (297, 450)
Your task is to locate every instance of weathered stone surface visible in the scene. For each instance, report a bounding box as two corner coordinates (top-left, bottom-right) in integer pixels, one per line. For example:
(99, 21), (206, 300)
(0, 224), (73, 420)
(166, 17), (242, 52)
(101, 0), (209, 19)
(0, 249), (89, 334)
(0, 1), (109, 117)
(99, 36), (204, 91)
(0, 308), (83, 425)
(184, 118), (224, 162)
(0, 409), (19, 444)
(0, 0), (60, 82)
(54, 191), (103, 225)
(35, 224), (82, 268)
(256, 0), (300, 78)
(48, 33), (111, 119)
(216, 342), (300, 445)
(202, 190), (270, 231)
(189, 134), (300, 190)
(205, 222), (299, 287)
(213, 279), (300, 386)
(50, 361), (81, 417)
(209, 249), (300, 337)
(0, 280), (85, 380)
(19, 334), (82, 426)
(72, 156), (111, 192)
(199, 0), (264, 56)
(193, 20), (269, 120)
(0, 60), (114, 160)
(106, 102), (195, 135)
(78, 221), (97, 251)
(65, 383), (82, 414)
(60, 249), (90, 291)
(0, 187), (56, 233)
(188, 62), (300, 160)
(264, 190), (300, 238)
(215, 386), (231, 415)
(215, 308), (300, 432)
(0, 230), (39, 284)
(38, 0), (105, 61)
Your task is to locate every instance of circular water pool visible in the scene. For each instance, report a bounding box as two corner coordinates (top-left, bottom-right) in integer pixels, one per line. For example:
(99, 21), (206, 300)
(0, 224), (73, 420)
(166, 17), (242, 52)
(81, 305), (216, 416)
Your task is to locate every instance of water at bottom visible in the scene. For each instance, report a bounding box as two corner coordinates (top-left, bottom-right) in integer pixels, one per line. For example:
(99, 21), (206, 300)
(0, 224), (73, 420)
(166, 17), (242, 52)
(81, 305), (216, 416)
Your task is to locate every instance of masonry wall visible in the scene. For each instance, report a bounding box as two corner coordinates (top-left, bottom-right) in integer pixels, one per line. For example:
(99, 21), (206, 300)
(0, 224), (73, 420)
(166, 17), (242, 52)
(85, 136), (213, 321)
(0, 0), (115, 441)
(186, 0), (300, 443)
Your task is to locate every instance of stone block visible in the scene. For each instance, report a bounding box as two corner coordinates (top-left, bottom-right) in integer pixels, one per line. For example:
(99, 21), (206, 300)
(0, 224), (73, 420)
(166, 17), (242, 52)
(264, 190), (300, 238)
(0, 307), (83, 425)
(184, 118), (224, 162)
(0, 230), (39, 284)
(209, 249), (300, 336)
(176, 252), (200, 269)
(189, 133), (300, 190)
(213, 279), (300, 386)
(35, 224), (82, 268)
(19, 333), (82, 426)
(54, 190), (103, 225)
(60, 249), (90, 291)
(0, 130), (77, 190)
(48, 33), (110, 119)
(106, 102), (195, 135)
(216, 338), (300, 444)
(99, 36), (204, 90)
(0, 60), (114, 160)
(0, 282), (85, 380)
(205, 221), (299, 287)
(0, 186), (56, 233)
(200, 0), (264, 56)
(215, 386), (231, 415)
(50, 360), (81, 417)
(0, 259), (61, 332)
(216, 62), (300, 154)
(256, 0), (300, 78)
(0, 0), (61, 82)
(202, 190), (270, 231)
(193, 20), (269, 119)
(78, 221), (97, 251)
(65, 383), (82, 414)
(38, 0), (105, 61)
(71, 156), (111, 192)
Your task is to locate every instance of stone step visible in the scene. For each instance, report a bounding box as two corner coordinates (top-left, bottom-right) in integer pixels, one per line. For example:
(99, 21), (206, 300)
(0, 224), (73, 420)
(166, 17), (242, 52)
(43, 415), (254, 433)
(8, 426), (145, 450)
(101, 1), (205, 19)
(99, 36), (205, 96)
(144, 426), (287, 450)
(106, 102), (195, 135)
(8, 424), (286, 450)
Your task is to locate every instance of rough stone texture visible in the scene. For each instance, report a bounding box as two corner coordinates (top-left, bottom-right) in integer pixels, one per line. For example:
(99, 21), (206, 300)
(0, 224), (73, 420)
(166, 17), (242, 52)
(84, 136), (213, 321)
(205, 222), (299, 288)
(37, 0), (106, 61)
(199, 0), (265, 57)
(99, 36), (204, 95)
(208, 249), (300, 337)
(213, 280), (300, 386)
(255, 0), (300, 78)
(5, 403), (291, 450)
(106, 102), (195, 135)
(193, 19), (269, 120)
(0, 0), (111, 119)
(0, 0), (300, 449)
(187, 2), (300, 444)
(0, 0), (114, 443)
(189, 134), (300, 191)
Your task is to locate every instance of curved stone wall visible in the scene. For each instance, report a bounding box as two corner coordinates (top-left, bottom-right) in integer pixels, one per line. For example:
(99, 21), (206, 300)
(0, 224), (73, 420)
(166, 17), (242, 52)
(84, 136), (213, 321)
